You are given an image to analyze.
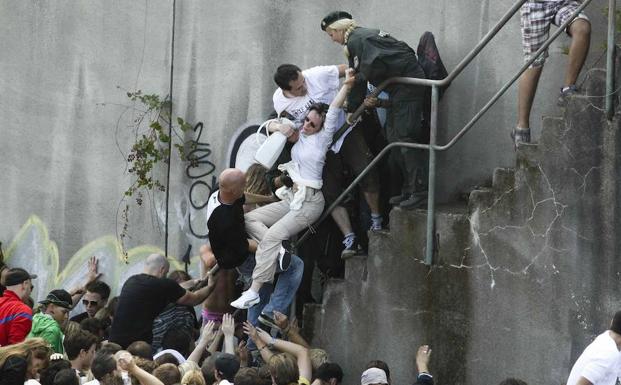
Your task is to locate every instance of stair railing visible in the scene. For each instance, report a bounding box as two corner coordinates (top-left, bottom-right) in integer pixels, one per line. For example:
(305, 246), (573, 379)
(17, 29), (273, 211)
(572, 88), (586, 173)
(295, 0), (611, 265)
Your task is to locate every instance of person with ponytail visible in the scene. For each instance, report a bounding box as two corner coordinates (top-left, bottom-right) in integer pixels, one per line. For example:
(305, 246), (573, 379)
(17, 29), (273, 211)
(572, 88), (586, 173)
(321, 11), (429, 210)
(0, 337), (52, 385)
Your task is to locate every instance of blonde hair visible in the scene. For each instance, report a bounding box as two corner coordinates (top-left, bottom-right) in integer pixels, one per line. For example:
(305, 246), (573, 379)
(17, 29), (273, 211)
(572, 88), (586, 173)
(64, 320), (82, 338)
(178, 361), (200, 378)
(245, 163), (271, 196)
(327, 19), (358, 56)
(0, 337), (52, 369)
(268, 353), (299, 385)
(181, 369), (206, 385)
(309, 348), (329, 372)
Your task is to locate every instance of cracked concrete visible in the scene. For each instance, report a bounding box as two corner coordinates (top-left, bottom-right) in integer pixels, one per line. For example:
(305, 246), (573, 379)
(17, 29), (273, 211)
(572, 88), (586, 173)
(308, 71), (621, 385)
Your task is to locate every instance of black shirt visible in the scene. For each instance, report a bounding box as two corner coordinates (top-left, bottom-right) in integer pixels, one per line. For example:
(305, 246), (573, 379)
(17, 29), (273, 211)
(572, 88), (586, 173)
(70, 311), (89, 324)
(207, 194), (249, 269)
(0, 355), (27, 385)
(108, 274), (186, 348)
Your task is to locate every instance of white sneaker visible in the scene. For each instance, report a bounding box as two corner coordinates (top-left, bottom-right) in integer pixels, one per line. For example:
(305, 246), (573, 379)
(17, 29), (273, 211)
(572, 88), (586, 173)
(230, 289), (260, 309)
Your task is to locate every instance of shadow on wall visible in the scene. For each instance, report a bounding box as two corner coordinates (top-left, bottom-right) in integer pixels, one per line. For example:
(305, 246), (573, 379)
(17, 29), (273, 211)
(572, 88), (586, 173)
(4, 215), (201, 317)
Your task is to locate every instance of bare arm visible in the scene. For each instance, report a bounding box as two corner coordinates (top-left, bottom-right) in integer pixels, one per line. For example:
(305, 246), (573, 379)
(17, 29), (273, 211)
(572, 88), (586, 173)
(176, 270), (218, 306)
(243, 321), (274, 363)
(248, 239), (258, 253)
(329, 69), (355, 110)
(70, 256), (101, 305)
(187, 320), (216, 364)
(253, 326), (311, 380)
(337, 64), (347, 77)
(575, 378), (594, 385)
(274, 311), (309, 348)
(221, 313), (236, 355)
(118, 352), (165, 385)
(208, 330), (224, 355)
(416, 345), (431, 374)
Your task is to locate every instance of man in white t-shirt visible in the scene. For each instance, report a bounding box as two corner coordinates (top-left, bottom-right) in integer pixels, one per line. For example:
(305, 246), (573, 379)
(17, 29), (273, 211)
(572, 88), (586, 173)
(272, 64), (382, 258)
(566, 311), (621, 385)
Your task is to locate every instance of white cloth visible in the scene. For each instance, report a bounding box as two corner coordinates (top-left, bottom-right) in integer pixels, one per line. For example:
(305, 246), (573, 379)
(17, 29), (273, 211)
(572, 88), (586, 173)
(566, 331), (621, 385)
(153, 348), (187, 364)
(205, 190), (222, 225)
(83, 380), (100, 385)
(272, 65), (350, 152)
(275, 161), (323, 210)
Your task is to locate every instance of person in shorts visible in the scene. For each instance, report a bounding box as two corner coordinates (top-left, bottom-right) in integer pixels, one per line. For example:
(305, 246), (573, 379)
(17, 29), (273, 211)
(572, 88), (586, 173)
(514, 0), (591, 147)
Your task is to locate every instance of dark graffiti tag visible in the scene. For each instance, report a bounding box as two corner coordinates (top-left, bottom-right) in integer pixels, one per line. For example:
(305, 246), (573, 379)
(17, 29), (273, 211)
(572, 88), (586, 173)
(186, 122), (216, 239)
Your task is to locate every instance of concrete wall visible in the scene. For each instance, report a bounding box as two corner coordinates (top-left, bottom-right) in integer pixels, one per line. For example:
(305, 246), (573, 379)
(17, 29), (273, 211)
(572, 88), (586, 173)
(308, 70), (621, 385)
(1, 0), (612, 267)
(0, 0), (616, 379)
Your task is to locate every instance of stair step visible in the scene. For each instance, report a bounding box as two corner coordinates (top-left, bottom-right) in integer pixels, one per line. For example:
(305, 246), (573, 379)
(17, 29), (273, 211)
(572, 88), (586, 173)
(384, 205), (470, 266)
(344, 254), (368, 282)
(492, 168), (515, 192)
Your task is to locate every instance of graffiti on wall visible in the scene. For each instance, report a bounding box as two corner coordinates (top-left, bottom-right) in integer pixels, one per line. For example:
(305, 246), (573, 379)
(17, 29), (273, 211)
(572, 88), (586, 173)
(4, 215), (201, 317)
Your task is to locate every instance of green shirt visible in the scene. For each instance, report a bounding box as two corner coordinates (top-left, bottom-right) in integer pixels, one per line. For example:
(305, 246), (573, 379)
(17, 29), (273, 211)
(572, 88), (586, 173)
(27, 313), (64, 353)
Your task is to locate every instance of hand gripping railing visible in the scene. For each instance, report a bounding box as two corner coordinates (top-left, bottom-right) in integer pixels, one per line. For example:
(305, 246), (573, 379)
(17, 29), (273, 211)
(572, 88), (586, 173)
(295, 0), (609, 265)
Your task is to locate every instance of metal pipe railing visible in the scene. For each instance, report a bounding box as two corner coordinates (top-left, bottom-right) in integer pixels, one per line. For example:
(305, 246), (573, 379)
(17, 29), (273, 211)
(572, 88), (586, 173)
(296, 0), (602, 265)
(606, 0), (617, 120)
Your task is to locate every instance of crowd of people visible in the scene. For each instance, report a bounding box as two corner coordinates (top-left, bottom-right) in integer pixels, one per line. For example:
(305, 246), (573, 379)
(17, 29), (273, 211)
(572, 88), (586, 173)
(0, 3), (602, 385)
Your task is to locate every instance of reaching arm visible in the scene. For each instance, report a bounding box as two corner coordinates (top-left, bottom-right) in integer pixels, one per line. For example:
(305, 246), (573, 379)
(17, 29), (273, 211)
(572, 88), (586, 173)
(253, 325), (311, 381)
(337, 64), (347, 77)
(176, 271), (218, 306)
(188, 320), (217, 364)
(118, 352), (165, 385)
(575, 378), (594, 385)
(273, 311), (309, 348)
(70, 256), (101, 305)
(243, 321), (274, 363)
(329, 68), (355, 110)
(414, 345), (433, 385)
(208, 329), (224, 355)
(221, 313), (236, 355)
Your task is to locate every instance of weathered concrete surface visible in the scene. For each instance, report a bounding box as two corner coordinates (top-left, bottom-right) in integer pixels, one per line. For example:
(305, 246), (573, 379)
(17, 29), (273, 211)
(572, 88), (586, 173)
(0, 0), (613, 266)
(308, 71), (621, 385)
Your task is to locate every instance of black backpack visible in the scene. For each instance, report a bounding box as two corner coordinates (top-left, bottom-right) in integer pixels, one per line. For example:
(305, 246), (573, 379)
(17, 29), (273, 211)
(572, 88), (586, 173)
(417, 31), (448, 141)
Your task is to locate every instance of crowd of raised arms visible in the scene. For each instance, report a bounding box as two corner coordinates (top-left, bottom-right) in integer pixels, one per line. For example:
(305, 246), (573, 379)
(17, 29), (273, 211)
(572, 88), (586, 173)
(2, 4), (611, 385)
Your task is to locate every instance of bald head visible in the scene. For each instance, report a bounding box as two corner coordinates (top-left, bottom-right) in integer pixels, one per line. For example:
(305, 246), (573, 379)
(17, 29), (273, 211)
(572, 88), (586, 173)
(145, 253), (170, 278)
(218, 168), (245, 203)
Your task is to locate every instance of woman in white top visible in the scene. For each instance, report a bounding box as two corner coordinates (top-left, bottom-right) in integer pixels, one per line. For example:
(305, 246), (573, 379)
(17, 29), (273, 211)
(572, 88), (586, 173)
(231, 70), (355, 309)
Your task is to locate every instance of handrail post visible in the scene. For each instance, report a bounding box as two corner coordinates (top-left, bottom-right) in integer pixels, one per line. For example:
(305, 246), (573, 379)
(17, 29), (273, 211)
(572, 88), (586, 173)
(606, 0), (616, 121)
(425, 86), (439, 266)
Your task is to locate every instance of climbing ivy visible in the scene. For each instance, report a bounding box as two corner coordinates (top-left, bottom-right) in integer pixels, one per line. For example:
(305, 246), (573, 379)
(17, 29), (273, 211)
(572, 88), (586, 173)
(119, 90), (196, 257)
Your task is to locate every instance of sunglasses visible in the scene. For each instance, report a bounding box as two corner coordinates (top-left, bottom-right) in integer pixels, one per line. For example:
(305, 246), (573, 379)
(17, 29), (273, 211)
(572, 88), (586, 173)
(82, 299), (99, 306)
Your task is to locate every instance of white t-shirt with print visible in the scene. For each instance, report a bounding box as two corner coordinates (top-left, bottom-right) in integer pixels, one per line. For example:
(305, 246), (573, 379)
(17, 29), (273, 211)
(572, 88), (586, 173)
(566, 331), (621, 385)
(272, 65), (350, 153)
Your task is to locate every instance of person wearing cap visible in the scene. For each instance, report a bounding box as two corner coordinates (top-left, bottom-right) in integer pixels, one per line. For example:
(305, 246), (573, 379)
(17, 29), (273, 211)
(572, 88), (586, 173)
(214, 353), (240, 385)
(566, 310), (621, 385)
(360, 368), (388, 385)
(28, 289), (73, 353)
(321, 11), (428, 210)
(0, 267), (36, 345)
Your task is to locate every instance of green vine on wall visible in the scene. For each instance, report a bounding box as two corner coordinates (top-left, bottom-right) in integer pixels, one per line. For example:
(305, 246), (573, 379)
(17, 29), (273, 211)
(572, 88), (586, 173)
(119, 90), (195, 258)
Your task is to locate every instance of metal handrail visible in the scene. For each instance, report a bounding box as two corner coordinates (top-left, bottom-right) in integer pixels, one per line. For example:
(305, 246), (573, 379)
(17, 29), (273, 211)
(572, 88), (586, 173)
(296, 0), (607, 265)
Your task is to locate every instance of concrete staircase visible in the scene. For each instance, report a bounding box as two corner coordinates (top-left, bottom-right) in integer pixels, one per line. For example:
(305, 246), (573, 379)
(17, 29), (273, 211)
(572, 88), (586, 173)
(305, 69), (621, 385)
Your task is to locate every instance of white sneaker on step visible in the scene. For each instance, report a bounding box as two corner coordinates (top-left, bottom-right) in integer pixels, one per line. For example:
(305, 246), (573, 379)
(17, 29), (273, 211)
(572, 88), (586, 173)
(230, 289), (260, 309)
